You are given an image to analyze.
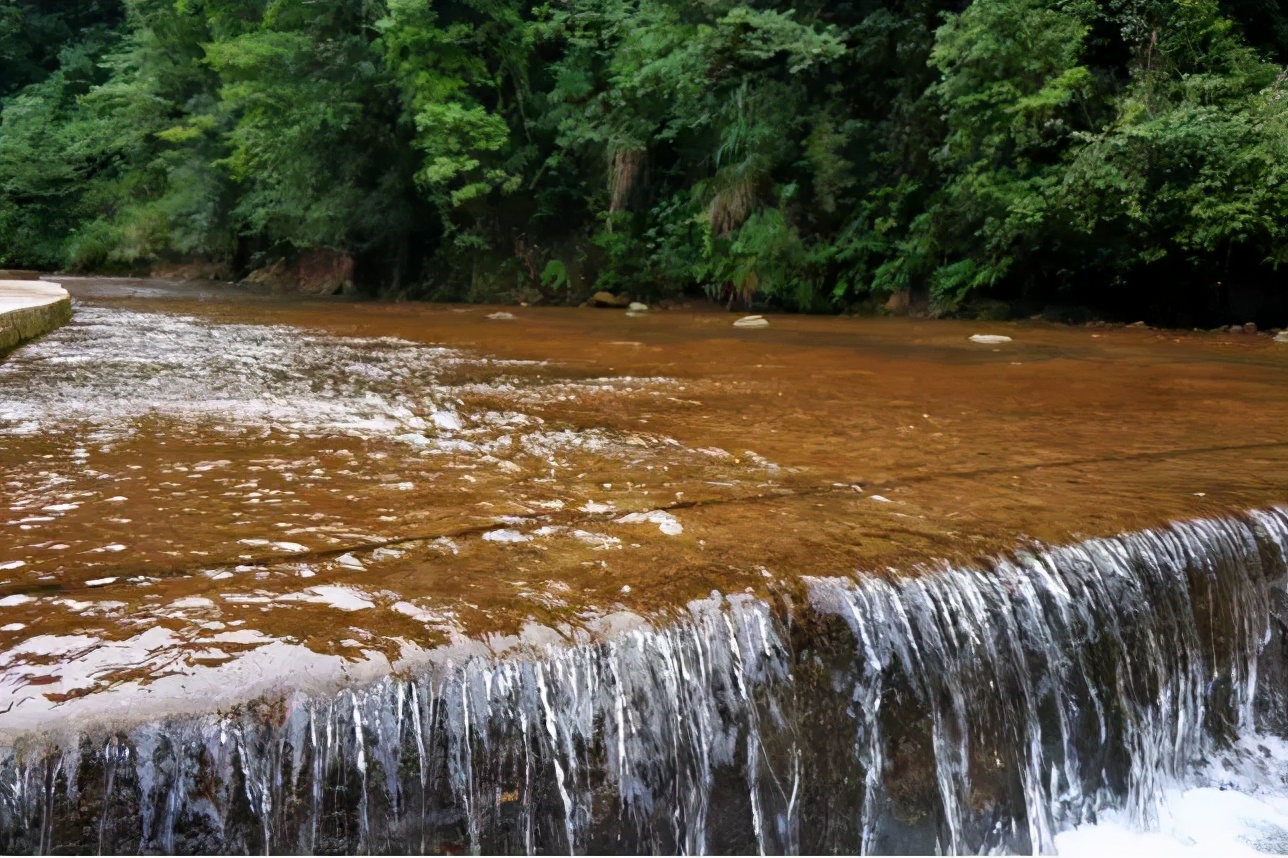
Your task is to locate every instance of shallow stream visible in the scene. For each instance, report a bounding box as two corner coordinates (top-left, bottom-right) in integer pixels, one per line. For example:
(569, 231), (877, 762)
(3, 279), (1288, 853)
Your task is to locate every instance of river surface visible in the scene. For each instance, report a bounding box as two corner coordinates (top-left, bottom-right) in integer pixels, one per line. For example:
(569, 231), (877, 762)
(3, 279), (1288, 854)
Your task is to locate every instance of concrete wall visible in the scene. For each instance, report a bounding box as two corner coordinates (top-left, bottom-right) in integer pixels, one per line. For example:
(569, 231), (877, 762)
(0, 280), (71, 355)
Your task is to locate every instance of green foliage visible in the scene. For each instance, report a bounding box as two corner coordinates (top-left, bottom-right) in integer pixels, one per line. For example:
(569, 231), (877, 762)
(699, 206), (811, 305)
(1059, 0), (1288, 280)
(204, 3), (406, 252)
(908, 0), (1095, 303)
(378, 0), (516, 208)
(540, 258), (568, 290)
(0, 0), (124, 99)
(0, 0), (1285, 322)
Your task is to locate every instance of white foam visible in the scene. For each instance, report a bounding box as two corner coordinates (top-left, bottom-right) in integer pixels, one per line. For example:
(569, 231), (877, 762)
(482, 529), (532, 543)
(431, 410), (462, 430)
(1057, 788), (1288, 855)
(570, 530), (623, 549)
(616, 510), (683, 536)
(334, 552), (365, 570)
(392, 600), (443, 625)
(170, 597), (215, 609)
(276, 586), (375, 611)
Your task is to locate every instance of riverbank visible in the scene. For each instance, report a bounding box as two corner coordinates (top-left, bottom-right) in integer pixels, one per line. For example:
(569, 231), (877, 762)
(0, 280), (71, 355)
(40, 270), (1288, 336)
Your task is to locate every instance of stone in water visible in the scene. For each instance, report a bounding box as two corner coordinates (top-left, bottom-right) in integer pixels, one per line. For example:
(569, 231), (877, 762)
(486, 311), (516, 320)
(628, 302), (648, 312)
(590, 291), (630, 308)
(734, 315), (769, 328)
(969, 334), (1012, 344)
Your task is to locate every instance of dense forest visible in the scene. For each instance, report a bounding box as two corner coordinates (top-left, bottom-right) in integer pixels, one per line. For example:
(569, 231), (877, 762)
(2, 0), (1288, 323)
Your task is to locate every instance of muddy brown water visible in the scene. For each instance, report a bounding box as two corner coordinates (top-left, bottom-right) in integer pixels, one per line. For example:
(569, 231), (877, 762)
(1, 277), (1286, 732)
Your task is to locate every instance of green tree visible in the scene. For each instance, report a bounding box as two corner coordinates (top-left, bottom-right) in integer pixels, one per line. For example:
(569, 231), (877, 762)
(1, 0), (1286, 322)
(877, 0), (1094, 305)
(1058, 0), (1288, 316)
(204, 1), (409, 257)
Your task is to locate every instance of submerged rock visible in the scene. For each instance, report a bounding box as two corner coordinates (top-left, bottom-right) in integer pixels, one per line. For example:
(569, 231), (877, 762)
(968, 333), (1012, 344)
(1274, 331), (1288, 343)
(734, 315), (769, 328)
(485, 311), (515, 320)
(589, 291), (630, 308)
(628, 302), (649, 312)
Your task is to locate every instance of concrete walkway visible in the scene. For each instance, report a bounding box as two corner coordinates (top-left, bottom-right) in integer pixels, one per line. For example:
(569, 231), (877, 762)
(0, 279), (71, 354)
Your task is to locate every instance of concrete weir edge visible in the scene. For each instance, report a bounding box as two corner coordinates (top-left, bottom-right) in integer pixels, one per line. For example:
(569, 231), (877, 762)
(0, 279), (71, 354)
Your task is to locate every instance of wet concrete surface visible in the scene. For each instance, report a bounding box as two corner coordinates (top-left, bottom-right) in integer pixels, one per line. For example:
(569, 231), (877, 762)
(0, 280), (71, 353)
(0, 277), (1286, 733)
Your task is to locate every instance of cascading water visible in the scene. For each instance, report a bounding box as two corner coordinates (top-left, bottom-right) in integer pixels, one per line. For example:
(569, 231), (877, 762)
(803, 508), (1288, 854)
(3, 508), (1287, 855)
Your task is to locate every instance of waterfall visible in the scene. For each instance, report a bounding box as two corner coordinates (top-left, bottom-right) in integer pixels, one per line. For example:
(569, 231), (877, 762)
(2, 508), (1287, 855)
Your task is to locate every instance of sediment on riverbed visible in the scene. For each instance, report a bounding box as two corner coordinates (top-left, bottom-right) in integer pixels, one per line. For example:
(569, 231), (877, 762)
(0, 280), (71, 354)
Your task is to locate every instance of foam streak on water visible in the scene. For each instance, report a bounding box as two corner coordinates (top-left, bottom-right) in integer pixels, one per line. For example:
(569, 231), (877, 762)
(0, 306), (536, 439)
(2, 510), (1288, 854)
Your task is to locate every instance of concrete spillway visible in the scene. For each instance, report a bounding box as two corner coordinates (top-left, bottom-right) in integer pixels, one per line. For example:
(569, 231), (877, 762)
(4, 278), (1288, 853)
(3, 510), (1288, 854)
(0, 280), (71, 354)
